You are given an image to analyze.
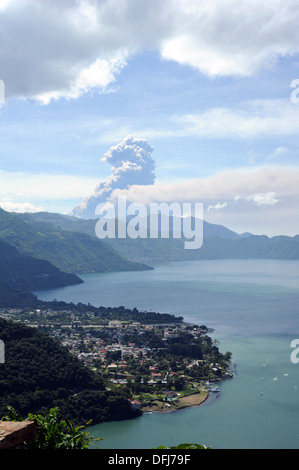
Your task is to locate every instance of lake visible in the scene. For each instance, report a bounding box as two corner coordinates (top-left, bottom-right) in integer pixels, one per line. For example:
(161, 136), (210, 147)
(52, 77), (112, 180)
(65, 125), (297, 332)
(36, 259), (299, 449)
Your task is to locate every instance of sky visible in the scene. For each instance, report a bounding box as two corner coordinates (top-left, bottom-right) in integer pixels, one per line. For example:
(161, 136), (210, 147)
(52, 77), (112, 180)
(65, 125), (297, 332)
(1, 0), (299, 236)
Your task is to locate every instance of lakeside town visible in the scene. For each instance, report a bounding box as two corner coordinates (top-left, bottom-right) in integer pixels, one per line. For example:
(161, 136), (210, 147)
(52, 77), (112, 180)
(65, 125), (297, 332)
(0, 305), (233, 414)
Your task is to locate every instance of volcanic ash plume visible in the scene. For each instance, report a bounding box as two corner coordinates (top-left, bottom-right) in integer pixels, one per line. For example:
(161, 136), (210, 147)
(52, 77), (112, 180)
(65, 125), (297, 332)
(71, 136), (155, 219)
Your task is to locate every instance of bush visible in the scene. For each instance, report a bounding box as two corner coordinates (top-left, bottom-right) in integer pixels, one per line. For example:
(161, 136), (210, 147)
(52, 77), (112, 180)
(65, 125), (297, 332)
(2, 406), (96, 449)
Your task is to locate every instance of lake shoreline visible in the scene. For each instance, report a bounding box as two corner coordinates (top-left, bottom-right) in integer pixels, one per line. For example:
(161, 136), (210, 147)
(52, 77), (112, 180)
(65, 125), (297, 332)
(141, 390), (210, 414)
(40, 260), (299, 449)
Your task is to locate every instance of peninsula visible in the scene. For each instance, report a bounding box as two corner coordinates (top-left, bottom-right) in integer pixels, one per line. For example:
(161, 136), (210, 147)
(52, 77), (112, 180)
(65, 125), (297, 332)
(0, 297), (232, 423)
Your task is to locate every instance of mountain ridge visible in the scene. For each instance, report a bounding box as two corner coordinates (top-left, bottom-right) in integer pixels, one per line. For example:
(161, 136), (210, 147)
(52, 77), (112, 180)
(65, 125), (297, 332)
(21, 210), (299, 263)
(0, 208), (151, 274)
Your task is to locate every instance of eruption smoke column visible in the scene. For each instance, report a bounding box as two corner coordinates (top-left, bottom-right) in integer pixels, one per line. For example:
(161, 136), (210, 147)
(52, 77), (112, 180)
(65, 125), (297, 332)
(71, 136), (155, 219)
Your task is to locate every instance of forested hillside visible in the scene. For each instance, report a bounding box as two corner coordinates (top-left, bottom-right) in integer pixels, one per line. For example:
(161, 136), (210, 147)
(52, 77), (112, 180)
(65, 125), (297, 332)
(0, 318), (140, 425)
(0, 239), (82, 291)
(0, 208), (151, 274)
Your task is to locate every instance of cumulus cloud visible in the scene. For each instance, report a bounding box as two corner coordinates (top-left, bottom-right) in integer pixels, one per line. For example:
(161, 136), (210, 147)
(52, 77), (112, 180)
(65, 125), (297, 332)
(0, 200), (45, 213)
(35, 57), (126, 105)
(1, 0), (299, 101)
(71, 136), (155, 218)
(0, 0), (130, 101)
(161, 0), (299, 77)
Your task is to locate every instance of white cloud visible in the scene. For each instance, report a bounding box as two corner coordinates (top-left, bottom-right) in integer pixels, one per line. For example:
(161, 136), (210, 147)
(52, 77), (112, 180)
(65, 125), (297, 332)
(1, 0), (299, 101)
(1, 164), (297, 235)
(35, 57), (126, 105)
(267, 146), (289, 161)
(86, 98), (299, 144)
(0, 0), (14, 10)
(246, 192), (280, 206)
(109, 165), (299, 235)
(113, 165), (299, 204)
(0, 0), (131, 102)
(208, 202), (228, 212)
(0, 200), (45, 213)
(172, 99), (299, 139)
(161, 0), (299, 77)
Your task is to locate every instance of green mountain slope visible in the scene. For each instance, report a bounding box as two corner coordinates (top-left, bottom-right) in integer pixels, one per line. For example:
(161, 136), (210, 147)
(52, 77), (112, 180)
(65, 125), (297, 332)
(0, 239), (82, 291)
(0, 282), (40, 307)
(24, 211), (299, 262)
(0, 209), (151, 274)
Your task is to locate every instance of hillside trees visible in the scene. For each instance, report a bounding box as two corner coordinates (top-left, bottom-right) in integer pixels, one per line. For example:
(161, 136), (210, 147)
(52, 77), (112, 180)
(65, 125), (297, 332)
(0, 318), (140, 425)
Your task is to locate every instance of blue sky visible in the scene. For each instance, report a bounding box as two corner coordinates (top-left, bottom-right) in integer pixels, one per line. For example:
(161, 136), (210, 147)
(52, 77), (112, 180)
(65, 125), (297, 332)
(1, 0), (299, 236)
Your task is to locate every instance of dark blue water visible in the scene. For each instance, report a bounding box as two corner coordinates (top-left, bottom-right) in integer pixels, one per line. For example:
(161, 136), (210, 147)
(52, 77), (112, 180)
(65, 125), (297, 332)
(36, 259), (299, 449)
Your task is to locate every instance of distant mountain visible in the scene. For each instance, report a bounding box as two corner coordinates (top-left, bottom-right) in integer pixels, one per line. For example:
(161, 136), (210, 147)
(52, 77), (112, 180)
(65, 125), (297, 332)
(22, 210), (299, 263)
(0, 238), (82, 291)
(21, 211), (243, 262)
(102, 232), (299, 263)
(0, 209), (151, 274)
(22, 210), (242, 240)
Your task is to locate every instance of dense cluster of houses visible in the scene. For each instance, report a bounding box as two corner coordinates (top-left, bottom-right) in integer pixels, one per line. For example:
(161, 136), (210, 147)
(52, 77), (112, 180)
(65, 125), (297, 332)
(0, 307), (230, 394)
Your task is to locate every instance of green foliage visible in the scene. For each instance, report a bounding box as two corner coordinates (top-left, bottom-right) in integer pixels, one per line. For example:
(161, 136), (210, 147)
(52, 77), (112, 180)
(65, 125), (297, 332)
(2, 404), (209, 450)
(1, 405), (23, 421)
(2, 406), (97, 449)
(27, 407), (92, 449)
(106, 350), (122, 362)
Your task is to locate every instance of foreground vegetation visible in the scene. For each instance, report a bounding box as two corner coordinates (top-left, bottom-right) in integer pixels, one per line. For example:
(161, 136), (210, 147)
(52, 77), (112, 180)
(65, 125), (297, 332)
(1, 406), (93, 449)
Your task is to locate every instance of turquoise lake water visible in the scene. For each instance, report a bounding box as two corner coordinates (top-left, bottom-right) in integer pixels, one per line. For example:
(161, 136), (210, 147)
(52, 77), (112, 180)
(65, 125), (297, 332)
(36, 259), (299, 449)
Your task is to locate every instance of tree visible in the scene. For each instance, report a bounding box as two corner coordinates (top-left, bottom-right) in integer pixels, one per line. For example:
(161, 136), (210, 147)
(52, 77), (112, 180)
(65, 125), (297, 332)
(174, 377), (185, 391)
